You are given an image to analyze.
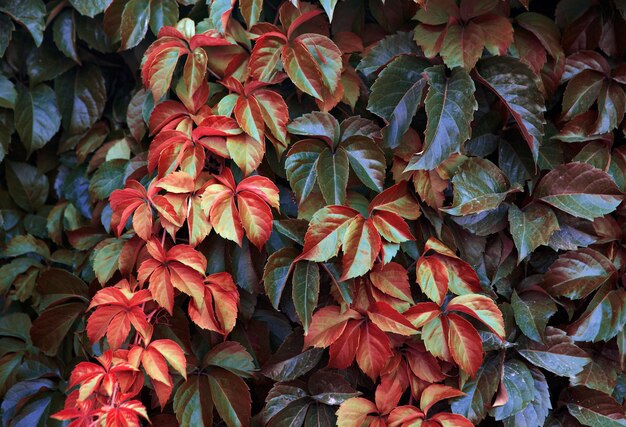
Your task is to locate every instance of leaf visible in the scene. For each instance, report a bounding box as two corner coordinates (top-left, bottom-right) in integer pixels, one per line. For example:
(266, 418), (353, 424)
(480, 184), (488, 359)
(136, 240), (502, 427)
(442, 158), (516, 216)
(342, 136), (386, 192)
(319, 0), (338, 21)
(15, 84), (61, 155)
(203, 342), (255, 378)
(292, 261), (319, 333)
(70, 0), (113, 17)
(120, 0), (150, 50)
(174, 375), (214, 426)
(340, 215), (381, 280)
(447, 294), (505, 338)
(474, 56), (546, 160)
(503, 367), (551, 427)
(367, 55), (430, 148)
(543, 248), (616, 300)
(562, 387), (626, 427)
(508, 203), (559, 263)
(89, 159), (128, 200)
(208, 368), (251, 427)
(149, 0), (178, 34)
(263, 248), (299, 309)
(534, 162), (624, 221)
(567, 285), (626, 342)
(92, 238), (125, 284)
(440, 22), (485, 70)
(451, 353), (502, 424)
(0, 74), (16, 109)
(284, 139), (326, 204)
(316, 147), (349, 205)
(447, 313), (484, 377)
(53, 10), (80, 63)
(297, 206), (358, 262)
(239, 0), (262, 27)
(0, 0), (45, 46)
(5, 161), (49, 213)
(356, 32), (419, 77)
(517, 327), (591, 377)
(511, 290), (557, 343)
(30, 301), (87, 356)
(368, 302), (418, 335)
(406, 65), (476, 170)
(55, 64), (107, 135)
(490, 359), (535, 421)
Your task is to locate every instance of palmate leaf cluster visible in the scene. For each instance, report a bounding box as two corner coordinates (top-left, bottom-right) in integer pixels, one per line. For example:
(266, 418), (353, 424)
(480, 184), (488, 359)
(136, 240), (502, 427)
(0, 0), (625, 426)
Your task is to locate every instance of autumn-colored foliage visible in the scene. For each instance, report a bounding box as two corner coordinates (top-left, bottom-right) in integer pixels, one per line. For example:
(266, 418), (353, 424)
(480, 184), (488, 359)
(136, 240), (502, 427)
(1, 1), (626, 427)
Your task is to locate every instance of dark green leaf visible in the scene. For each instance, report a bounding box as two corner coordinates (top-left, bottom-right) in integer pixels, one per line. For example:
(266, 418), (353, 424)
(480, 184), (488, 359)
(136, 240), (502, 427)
(5, 161), (49, 212)
(367, 55), (430, 148)
(208, 368), (251, 427)
(535, 162), (623, 221)
(0, 74), (16, 109)
(89, 159), (128, 200)
(341, 136), (386, 192)
(490, 359), (535, 421)
(508, 203), (559, 263)
(356, 32), (419, 77)
(406, 65), (476, 170)
(0, 0), (45, 46)
(316, 147), (349, 205)
(120, 0), (150, 50)
(149, 0), (178, 34)
(70, 0), (113, 17)
(442, 158), (517, 216)
(53, 10), (80, 63)
(15, 85), (61, 154)
(263, 248), (299, 309)
(292, 261), (319, 333)
(511, 290), (557, 343)
(475, 56), (546, 161)
(567, 284), (626, 342)
(55, 64), (107, 135)
(285, 140), (325, 204)
(503, 367), (551, 427)
(174, 375), (214, 426)
(517, 327), (591, 377)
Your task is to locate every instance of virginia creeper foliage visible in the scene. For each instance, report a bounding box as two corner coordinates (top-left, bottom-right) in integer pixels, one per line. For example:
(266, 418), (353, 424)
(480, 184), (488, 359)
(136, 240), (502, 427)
(1, 0), (626, 426)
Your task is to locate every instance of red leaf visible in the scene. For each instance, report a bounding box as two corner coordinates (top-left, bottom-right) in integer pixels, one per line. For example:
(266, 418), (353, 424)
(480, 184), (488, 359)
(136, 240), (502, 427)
(447, 313), (484, 377)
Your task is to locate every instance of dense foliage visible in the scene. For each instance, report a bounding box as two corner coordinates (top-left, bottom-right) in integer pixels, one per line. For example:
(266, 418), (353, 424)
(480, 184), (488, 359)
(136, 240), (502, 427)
(1, 0), (626, 426)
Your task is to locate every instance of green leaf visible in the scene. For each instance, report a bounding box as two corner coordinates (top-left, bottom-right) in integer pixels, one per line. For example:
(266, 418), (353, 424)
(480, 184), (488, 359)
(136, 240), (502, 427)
(0, 15), (14, 57)
(91, 238), (124, 283)
(563, 387), (626, 427)
(503, 367), (551, 427)
(292, 261), (319, 333)
(571, 356), (618, 395)
(1, 234), (49, 259)
(267, 399), (310, 427)
(15, 85), (61, 155)
(305, 404), (336, 426)
(535, 162), (624, 221)
(508, 203), (559, 263)
(26, 39), (75, 86)
(262, 332), (323, 382)
(263, 248), (299, 309)
(451, 353), (502, 424)
(474, 56), (546, 161)
(203, 341), (256, 378)
(208, 368), (251, 427)
(356, 32), (419, 77)
(316, 147), (349, 205)
(0, 0), (45, 46)
(0, 74), (16, 109)
(53, 10), (80, 63)
(174, 375), (214, 426)
(149, 0), (178, 34)
(517, 327), (591, 377)
(567, 284), (626, 342)
(341, 136), (386, 192)
(442, 158), (517, 216)
(5, 161), (49, 212)
(406, 65), (476, 170)
(120, 0), (150, 50)
(319, 0), (338, 21)
(287, 112), (340, 146)
(367, 55), (430, 148)
(490, 359), (535, 421)
(55, 64), (107, 135)
(543, 248), (616, 300)
(89, 159), (128, 200)
(285, 140), (325, 204)
(70, 0), (113, 17)
(511, 290), (557, 343)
